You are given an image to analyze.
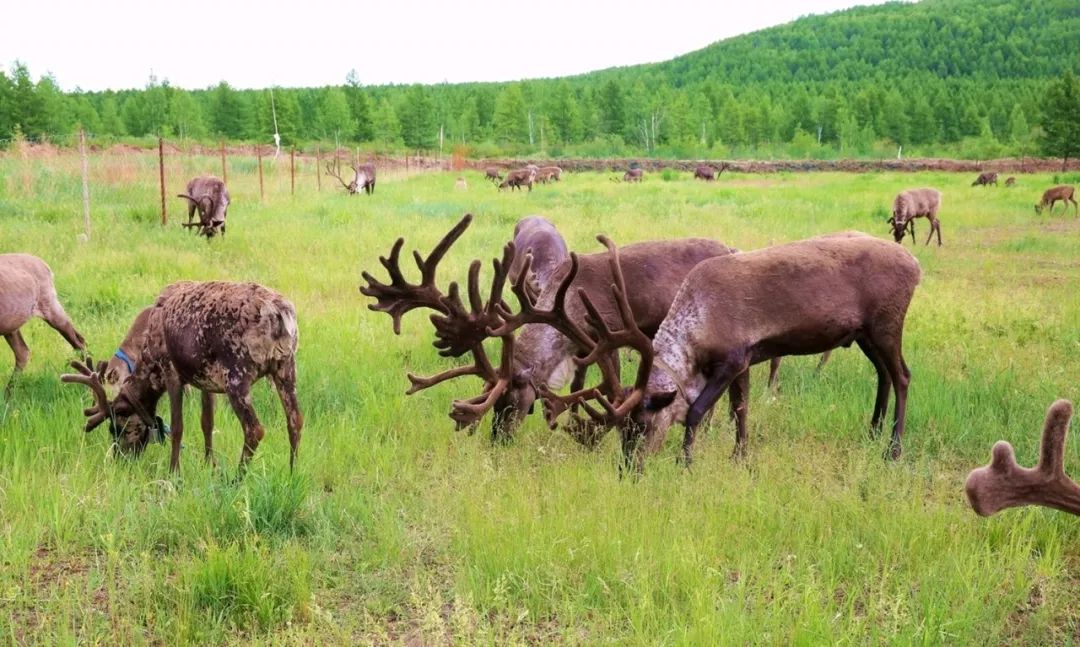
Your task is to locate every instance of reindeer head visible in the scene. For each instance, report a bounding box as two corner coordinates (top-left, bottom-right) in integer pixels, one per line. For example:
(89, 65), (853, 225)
(62, 358), (166, 455)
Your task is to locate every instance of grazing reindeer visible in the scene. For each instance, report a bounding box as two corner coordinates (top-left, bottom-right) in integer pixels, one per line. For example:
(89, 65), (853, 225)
(62, 281), (303, 473)
(506, 216), (569, 299)
(551, 232), (921, 471)
(0, 254), (86, 396)
(966, 399), (1079, 517)
(538, 166), (562, 182)
(623, 168), (644, 183)
(485, 167), (503, 184)
(1035, 185), (1077, 216)
(177, 176), (230, 237)
(1004, 176), (1016, 187)
(499, 168), (535, 192)
(971, 172), (998, 187)
(359, 215), (735, 446)
(326, 158), (376, 195)
(889, 188), (942, 246)
(693, 165), (719, 181)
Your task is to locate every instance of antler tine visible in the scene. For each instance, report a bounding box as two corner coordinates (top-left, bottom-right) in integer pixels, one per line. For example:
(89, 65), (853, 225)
(448, 334), (516, 429)
(60, 358), (111, 432)
(360, 214), (473, 334)
(965, 399), (1080, 517)
(490, 251), (595, 351)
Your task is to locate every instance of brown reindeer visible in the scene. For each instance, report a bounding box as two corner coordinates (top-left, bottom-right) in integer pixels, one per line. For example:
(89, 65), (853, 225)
(966, 399), (1079, 517)
(548, 232), (921, 471)
(1004, 176), (1016, 187)
(889, 188), (942, 246)
(538, 166), (562, 182)
(506, 216), (569, 300)
(484, 167), (503, 184)
(177, 176), (230, 237)
(623, 168), (644, 183)
(62, 281), (303, 473)
(359, 215), (735, 446)
(326, 158), (376, 195)
(1, 254), (86, 396)
(499, 168), (535, 192)
(971, 172), (998, 187)
(1034, 185), (1077, 216)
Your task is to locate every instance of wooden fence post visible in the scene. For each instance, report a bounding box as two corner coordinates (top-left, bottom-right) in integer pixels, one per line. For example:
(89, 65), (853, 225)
(79, 129), (91, 239)
(316, 145), (321, 191)
(159, 136), (167, 226)
(290, 146), (295, 196)
(220, 139), (227, 183)
(257, 146), (264, 202)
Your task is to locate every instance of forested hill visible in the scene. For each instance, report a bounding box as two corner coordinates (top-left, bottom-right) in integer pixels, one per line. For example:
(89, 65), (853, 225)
(1, 0), (1078, 159)
(615, 0), (1080, 84)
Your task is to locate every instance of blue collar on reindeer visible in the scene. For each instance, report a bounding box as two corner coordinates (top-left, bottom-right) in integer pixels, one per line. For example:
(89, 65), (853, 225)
(114, 349), (135, 374)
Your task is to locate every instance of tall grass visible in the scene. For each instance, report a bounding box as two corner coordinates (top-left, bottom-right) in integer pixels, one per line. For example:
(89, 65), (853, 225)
(0, 156), (1078, 644)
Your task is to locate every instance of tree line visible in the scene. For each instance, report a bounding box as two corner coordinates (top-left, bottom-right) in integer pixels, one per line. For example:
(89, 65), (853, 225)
(0, 0), (1076, 160)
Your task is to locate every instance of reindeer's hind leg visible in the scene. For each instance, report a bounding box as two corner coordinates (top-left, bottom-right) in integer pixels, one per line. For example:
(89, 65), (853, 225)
(815, 350), (832, 373)
(724, 368), (750, 461)
(855, 338), (891, 439)
(767, 357), (782, 394)
(200, 391), (216, 465)
(868, 335), (910, 460)
(926, 216), (942, 246)
(270, 359), (304, 471)
(4, 331), (30, 398)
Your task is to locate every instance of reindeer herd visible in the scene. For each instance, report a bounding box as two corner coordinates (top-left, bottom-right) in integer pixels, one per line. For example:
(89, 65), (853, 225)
(2, 168), (1077, 517)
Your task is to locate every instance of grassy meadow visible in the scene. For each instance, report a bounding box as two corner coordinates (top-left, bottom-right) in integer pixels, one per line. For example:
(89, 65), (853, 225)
(1, 152), (1079, 645)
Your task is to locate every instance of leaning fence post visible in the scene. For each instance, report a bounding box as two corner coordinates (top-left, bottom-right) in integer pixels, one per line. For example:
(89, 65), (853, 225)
(158, 136), (167, 226)
(257, 146), (264, 203)
(220, 139), (227, 183)
(79, 129), (91, 239)
(290, 145), (296, 196)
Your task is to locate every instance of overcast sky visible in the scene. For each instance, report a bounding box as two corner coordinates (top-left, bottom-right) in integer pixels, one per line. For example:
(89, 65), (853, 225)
(4, 0), (894, 92)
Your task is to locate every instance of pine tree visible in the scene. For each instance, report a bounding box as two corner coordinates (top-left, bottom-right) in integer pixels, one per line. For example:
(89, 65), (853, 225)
(372, 98), (402, 146)
(398, 85), (437, 151)
(1039, 70), (1080, 169)
(492, 84), (528, 144)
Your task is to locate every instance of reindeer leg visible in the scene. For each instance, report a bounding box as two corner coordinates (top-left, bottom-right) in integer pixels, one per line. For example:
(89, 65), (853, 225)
(815, 350), (832, 374)
(684, 355), (749, 464)
(724, 368), (750, 462)
(40, 300), (86, 352)
(271, 360), (304, 472)
(226, 380), (265, 474)
(167, 381), (186, 473)
(4, 331), (30, 398)
(200, 391), (216, 466)
(855, 338), (891, 439)
(872, 338), (911, 460)
(767, 357), (781, 394)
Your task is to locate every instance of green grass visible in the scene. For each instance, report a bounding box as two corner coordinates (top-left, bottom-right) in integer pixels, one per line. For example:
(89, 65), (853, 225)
(1, 155), (1079, 644)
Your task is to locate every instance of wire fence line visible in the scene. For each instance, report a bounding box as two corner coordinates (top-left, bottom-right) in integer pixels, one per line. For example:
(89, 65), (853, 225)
(0, 131), (457, 240)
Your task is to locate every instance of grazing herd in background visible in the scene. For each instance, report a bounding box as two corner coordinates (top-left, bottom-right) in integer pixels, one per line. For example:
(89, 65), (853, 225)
(1, 164), (1076, 517)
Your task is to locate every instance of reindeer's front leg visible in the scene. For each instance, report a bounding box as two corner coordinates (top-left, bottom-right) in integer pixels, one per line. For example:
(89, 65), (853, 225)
(200, 391), (216, 466)
(167, 380), (186, 473)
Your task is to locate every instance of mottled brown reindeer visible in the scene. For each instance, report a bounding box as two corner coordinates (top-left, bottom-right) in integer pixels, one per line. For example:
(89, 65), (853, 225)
(62, 281), (303, 473)
(0, 254), (86, 396)
(1035, 185), (1077, 216)
(889, 188), (942, 246)
(552, 232), (921, 471)
(971, 172), (998, 187)
(966, 399), (1080, 517)
(499, 168), (535, 192)
(177, 176), (230, 237)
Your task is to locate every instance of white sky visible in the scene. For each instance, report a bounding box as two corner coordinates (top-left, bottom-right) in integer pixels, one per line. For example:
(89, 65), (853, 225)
(4, 0), (893, 92)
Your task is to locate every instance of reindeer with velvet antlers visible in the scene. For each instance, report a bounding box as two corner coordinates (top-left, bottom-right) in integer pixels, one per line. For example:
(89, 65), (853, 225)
(359, 214), (735, 447)
(326, 157), (376, 195)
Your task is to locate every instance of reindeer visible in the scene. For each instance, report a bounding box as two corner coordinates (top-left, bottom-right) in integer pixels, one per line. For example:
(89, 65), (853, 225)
(623, 168), (644, 183)
(538, 166), (562, 182)
(326, 158), (376, 195)
(693, 166), (715, 181)
(1004, 176), (1016, 187)
(485, 167), (503, 184)
(62, 281), (303, 473)
(1, 254), (86, 396)
(359, 215), (735, 445)
(506, 216), (569, 299)
(966, 399), (1079, 517)
(972, 172), (998, 187)
(177, 176), (230, 237)
(1035, 185), (1077, 216)
(546, 232), (921, 471)
(499, 168), (535, 192)
(889, 188), (942, 246)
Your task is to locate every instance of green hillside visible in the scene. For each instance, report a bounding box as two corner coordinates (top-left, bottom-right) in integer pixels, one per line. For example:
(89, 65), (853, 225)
(1, 0), (1077, 159)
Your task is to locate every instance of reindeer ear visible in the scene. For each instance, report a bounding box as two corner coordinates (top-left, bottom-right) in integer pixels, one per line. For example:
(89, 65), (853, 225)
(644, 391), (678, 411)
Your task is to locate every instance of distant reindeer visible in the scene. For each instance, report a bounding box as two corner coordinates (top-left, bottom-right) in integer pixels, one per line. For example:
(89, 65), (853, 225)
(1004, 176), (1016, 187)
(485, 167), (503, 184)
(971, 172), (998, 187)
(889, 188), (942, 246)
(1034, 185), (1077, 216)
(177, 176), (230, 237)
(326, 158), (376, 195)
(623, 168), (644, 183)
(1, 254), (86, 396)
(499, 168), (535, 192)
(693, 163), (728, 181)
